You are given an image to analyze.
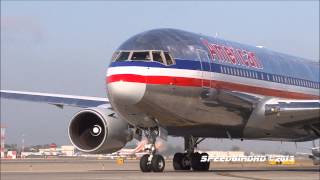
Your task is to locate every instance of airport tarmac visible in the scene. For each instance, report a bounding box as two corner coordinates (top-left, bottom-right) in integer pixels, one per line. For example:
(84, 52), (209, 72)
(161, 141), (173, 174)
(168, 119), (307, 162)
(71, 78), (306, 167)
(1, 158), (319, 180)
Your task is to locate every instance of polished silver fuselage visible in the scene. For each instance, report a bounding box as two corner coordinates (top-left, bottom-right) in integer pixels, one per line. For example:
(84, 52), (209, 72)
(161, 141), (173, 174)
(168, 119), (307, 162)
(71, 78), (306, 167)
(106, 29), (319, 141)
(107, 71), (318, 141)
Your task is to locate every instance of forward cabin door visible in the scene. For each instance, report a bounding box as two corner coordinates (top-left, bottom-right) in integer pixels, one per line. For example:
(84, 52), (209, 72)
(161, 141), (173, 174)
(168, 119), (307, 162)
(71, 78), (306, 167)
(196, 49), (211, 88)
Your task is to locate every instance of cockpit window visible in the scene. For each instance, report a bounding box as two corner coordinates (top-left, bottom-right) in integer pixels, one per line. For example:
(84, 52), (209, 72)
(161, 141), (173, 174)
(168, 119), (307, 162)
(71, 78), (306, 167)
(152, 51), (164, 64)
(112, 51), (120, 61)
(164, 52), (174, 65)
(113, 50), (174, 65)
(131, 51), (151, 61)
(116, 52), (130, 61)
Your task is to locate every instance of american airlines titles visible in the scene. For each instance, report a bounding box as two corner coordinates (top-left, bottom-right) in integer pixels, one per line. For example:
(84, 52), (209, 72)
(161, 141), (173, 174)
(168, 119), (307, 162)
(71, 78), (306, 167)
(202, 39), (263, 69)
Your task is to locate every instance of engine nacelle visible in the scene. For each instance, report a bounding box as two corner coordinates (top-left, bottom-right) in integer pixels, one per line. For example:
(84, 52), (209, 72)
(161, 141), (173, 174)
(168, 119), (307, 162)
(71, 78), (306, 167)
(68, 108), (133, 154)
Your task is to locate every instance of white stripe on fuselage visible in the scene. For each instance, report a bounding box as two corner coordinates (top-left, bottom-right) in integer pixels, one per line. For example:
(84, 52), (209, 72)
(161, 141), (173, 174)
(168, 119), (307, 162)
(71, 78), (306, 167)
(107, 66), (319, 96)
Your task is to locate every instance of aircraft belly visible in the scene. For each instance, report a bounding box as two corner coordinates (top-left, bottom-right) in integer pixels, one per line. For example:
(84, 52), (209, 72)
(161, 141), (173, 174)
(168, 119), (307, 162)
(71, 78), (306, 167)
(138, 84), (246, 127)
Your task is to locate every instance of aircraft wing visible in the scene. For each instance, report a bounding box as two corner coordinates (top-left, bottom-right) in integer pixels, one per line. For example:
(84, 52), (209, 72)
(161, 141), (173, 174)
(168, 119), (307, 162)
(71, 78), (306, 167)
(266, 100), (320, 133)
(0, 90), (109, 108)
(222, 90), (320, 136)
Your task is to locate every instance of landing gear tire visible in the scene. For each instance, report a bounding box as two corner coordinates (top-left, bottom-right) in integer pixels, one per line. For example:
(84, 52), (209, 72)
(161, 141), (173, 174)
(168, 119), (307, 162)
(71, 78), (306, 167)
(140, 154), (151, 172)
(191, 153), (210, 171)
(173, 153), (183, 170)
(151, 154), (165, 172)
(173, 136), (210, 172)
(199, 153), (210, 171)
(173, 153), (191, 170)
(191, 152), (201, 171)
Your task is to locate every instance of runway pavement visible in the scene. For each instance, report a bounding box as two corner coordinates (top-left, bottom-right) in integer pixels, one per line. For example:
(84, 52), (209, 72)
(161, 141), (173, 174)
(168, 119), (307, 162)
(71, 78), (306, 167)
(1, 158), (319, 180)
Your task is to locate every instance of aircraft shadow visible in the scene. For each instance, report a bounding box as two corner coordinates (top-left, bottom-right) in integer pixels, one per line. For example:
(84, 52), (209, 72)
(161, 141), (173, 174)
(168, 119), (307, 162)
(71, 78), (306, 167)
(90, 167), (320, 173)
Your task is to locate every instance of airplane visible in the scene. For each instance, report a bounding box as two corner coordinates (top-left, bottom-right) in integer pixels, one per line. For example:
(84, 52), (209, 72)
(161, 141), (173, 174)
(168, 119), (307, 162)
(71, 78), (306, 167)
(1, 28), (319, 172)
(111, 139), (147, 158)
(115, 141), (146, 157)
(296, 141), (320, 165)
(111, 139), (163, 158)
(309, 146), (320, 165)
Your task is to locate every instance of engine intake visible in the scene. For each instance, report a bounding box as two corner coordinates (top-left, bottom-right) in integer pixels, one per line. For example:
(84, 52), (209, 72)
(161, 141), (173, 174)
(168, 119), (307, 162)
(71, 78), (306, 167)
(68, 108), (132, 154)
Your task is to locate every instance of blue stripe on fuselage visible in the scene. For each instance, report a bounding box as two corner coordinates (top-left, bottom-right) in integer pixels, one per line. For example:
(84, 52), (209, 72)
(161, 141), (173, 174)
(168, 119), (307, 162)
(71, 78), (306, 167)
(109, 59), (320, 90)
(110, 59), (201, 70)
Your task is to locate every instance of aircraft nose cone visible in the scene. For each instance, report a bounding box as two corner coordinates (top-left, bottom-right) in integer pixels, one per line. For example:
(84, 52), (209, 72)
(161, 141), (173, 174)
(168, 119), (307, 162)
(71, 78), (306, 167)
(107, 80), (146, 105)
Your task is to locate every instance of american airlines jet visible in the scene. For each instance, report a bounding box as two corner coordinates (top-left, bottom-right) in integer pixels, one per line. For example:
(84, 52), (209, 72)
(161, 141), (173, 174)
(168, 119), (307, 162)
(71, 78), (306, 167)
(1, 28), (319, 172)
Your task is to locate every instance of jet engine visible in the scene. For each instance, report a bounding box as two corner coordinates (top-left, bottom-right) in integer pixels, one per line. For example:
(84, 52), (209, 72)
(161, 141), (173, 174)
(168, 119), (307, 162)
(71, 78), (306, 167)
(68, 108), (133, 154)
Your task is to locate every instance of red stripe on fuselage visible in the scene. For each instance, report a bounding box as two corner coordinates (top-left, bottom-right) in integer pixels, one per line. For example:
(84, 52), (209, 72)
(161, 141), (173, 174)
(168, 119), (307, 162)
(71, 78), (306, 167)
(106, 74), (319, 100)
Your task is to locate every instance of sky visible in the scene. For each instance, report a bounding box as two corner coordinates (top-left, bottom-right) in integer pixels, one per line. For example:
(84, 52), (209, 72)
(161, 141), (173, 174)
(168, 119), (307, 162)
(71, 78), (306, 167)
(1, 1), (319, 154)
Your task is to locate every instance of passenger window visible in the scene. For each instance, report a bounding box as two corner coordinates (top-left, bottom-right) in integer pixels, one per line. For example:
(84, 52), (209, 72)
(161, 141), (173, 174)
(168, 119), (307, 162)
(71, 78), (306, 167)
(116, 52), (130, 61)
(131, 51), (151, 61)
(164, 52), (174, 65)
(152, 51), (164, 64)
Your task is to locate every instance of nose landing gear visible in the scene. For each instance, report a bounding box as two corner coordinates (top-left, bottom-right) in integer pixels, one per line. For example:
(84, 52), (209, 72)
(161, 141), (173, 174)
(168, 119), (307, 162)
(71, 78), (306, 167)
(139, 128), (165, 172)
(138, 129), (208, 172)
(173, 136), (210, 171)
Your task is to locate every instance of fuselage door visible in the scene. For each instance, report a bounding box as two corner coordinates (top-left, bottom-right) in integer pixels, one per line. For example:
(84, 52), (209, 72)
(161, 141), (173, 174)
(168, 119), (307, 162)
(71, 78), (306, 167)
(196, 49), (211, 88)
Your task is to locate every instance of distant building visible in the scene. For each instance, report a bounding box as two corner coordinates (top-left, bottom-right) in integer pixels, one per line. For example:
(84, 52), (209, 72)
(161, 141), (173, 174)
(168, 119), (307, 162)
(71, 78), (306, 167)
(36, 145), (75, 157)
(60, 145), (75, 156)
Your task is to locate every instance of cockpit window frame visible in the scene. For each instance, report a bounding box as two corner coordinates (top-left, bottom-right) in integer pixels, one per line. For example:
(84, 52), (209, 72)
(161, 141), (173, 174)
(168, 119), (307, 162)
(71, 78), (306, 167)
(129, 50), (152, 61)
(151, 50), (165, 64)
(163, 51), (175, 66)
(113, 50), (175, 66)
(111, 51), (121, 61)
(113, 51), (131, 62)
